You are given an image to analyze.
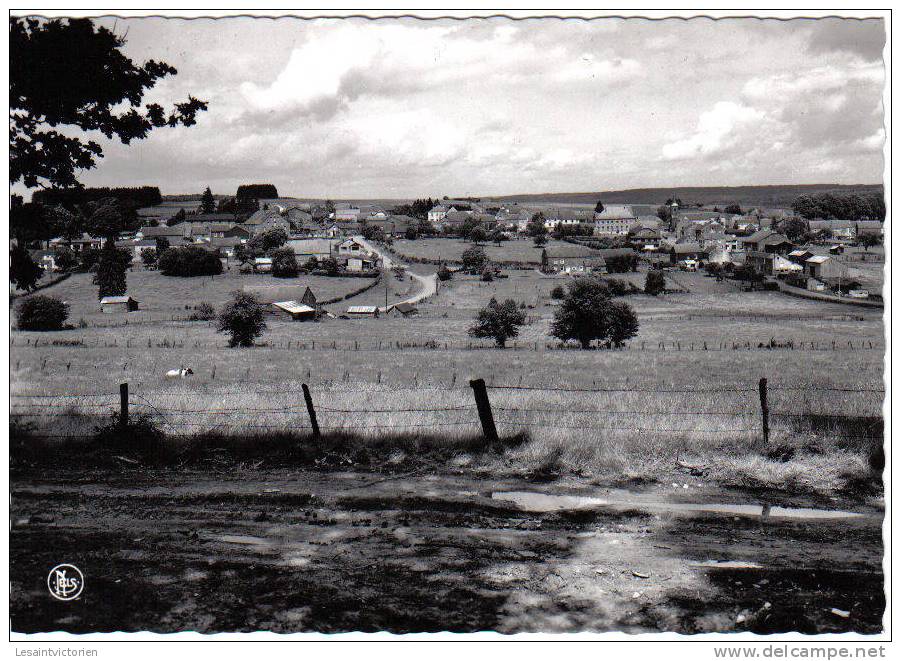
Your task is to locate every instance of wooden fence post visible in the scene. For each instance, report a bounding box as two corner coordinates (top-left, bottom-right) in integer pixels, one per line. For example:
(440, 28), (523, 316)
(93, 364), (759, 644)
(302, 383), (320, 437)
(119, 382), (129, 427)
(758, 377), (769, 444)
(469, 378), (498, 442)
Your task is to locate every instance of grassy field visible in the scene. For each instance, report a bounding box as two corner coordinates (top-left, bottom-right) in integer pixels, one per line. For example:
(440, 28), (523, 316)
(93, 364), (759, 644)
(17, 268), (377, 326)
(391, 237), (572, 264)
(10, 262), (884, 496)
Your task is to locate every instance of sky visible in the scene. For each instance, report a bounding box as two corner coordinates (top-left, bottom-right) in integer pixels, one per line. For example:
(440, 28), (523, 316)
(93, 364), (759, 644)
(20, 15), (888, 198)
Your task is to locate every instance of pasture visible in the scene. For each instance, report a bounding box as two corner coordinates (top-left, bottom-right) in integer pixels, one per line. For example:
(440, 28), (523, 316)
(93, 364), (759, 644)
(10, 263), (885, 496)
(391, 237), (571, 264)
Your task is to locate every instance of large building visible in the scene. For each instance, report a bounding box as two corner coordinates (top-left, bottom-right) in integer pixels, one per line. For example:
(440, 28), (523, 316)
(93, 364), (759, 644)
(593, 205), (637, 236)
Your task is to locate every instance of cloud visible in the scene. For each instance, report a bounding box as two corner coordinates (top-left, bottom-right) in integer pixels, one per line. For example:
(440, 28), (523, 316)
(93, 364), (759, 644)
(661, 102), (765, 161)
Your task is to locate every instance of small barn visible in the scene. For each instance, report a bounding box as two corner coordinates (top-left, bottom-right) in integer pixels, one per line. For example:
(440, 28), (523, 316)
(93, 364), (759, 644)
(100, 296), (139, 313)
(272, 300), (316, 321)
(390, 302), (419, 317)
(346, 305), (380, 318)
(254, 257), (273, 273)
(346, 256), (378, 272)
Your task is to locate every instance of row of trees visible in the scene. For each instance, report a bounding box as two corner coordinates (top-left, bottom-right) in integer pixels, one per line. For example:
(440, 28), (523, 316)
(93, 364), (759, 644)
(468, 277), (639, 350)
(791, 192), (885, 221)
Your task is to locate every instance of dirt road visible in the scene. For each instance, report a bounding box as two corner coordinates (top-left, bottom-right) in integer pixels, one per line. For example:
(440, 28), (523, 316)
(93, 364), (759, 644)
(10, 466), (883, 634)
(355, 236), (438, 310)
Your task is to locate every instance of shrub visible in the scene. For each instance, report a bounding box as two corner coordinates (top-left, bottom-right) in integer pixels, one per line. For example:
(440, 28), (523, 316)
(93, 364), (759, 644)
(247, 228), (288, 257)
(602, 277), (629, 297)
(437, 264), (452, 281)
(78, 247), (101, 272)
(158, 246), (223, 277)
(271, 247), (298, 278)
(468, 297), (526, 348)
(481, 268), (494, 282)
(644, 270), (666, 296)
(16, 295), (69, 331)
(190, 302), (216, 321)
(217, 291), (266, 347)
(550, 285), (565, 299)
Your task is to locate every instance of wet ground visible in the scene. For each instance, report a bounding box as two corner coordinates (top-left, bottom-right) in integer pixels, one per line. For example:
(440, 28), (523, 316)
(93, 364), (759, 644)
(10, 466), (885, 634)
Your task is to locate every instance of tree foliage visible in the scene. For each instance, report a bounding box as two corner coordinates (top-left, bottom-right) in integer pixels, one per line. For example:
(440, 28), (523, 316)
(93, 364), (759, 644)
(525, 212), (548, 238)
(437, 264), (452, 281)
(246, 228), (288, 257)
(461, 246), (489, 274)
(200, 186), (216, 214)
(10, 17), (207, 189)
(93, 239), (130, 299)
(217, 291), (267, 348)
(16, 295), (69, 330)
(724, 203), (742, 215)
(158, 245), (223, 277)
(271, 247), (299, 278)
(644, 270), (666, 296)
(550, 278), (640, 349)
(10, 245), (44, 291)
(468, 297), (526, 348)
(791, 192), (885, 221)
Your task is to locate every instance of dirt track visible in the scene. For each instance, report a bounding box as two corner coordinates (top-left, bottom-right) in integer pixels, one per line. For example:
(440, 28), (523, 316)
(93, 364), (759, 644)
(10, 466), (884, 634)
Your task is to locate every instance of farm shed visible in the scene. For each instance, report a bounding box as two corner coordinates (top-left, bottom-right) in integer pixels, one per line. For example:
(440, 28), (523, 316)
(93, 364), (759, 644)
(390, 302), (419, 317)
(346, 256), (378, 272)
(804, 255), (849, 281)
(272, 300), (317, 321)
(100, 296), (139, 313)
(254, 257), (273, 273)
(346, 305), (380, 318)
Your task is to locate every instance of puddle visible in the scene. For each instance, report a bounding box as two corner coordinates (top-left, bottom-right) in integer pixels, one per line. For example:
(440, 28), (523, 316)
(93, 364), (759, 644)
(491, 491), (866, 520)
(215, 534), (270, 546)
(690, 560), (763, 569)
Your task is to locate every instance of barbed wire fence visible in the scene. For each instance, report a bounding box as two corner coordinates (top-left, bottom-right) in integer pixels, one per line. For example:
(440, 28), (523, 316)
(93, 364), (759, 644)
(10, 380), (885, 444)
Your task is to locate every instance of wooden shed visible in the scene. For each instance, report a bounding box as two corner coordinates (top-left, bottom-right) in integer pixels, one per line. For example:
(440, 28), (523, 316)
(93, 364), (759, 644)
(346, 305), (380, 318)
(272, 300), (316, 321)
(100, 296), (139, 313)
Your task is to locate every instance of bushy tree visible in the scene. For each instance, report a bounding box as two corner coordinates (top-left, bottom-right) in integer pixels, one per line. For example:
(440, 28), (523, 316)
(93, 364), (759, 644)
(93, 239), (130, 299)
(362, 224), (386, 242)
(200, 186), (215, 214)
(776, 217), (809, 242)
(217, 291), (266, 347)
(141, 247), (157, 267)
(53, 245), (78, 271)
(490, 229), (507, 246)
(594, 200), (605, 214)
(481, 268), (494, 282)
(271, 247), (298, 278)
(404, 226), (418, 240)
(247, 227), (287, 257)
(468, 297), (526, 348)
(154, 236), (170, 253)
(10, 17), (207, 190)
(166, 208), (186, 226)
(525, 212), (547, 238)
(644, 270), (666, 296)
(10, 245), (44, 291)
(469, 226), (487, 244)
(78, 247), (101, 272)
(461, 245), (489, 274)
(319, 257), (340, 276)
(158, 245), (223, 277)
(437, 264), (452, 281)
(605, 253), (639, 273)
(724, 203), (742, 215)
(533, 234), (548, 247)
(550, 278), (640, 349)
(550, 284), (565, 299)
(860, 233), (882, 251)
(16, 295), (69, 330)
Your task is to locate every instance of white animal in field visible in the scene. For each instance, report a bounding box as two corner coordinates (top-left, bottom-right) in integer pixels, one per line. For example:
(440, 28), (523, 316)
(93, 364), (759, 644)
(165, 367), (194, 379)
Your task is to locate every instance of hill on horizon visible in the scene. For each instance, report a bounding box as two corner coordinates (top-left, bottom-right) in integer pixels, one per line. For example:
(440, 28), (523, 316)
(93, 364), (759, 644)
(483, 184), (884, 208)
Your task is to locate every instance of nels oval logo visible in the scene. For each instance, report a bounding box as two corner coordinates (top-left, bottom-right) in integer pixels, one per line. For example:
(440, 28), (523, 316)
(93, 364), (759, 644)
(47, 564), (84, 601)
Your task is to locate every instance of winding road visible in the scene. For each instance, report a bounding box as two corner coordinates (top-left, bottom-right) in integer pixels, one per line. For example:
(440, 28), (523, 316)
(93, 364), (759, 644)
(354, 236), (438, 311)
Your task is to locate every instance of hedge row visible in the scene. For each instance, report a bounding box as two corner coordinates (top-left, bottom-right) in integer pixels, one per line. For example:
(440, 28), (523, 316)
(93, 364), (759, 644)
(9, 272), (72, 302)
(318, 274), (383, 305)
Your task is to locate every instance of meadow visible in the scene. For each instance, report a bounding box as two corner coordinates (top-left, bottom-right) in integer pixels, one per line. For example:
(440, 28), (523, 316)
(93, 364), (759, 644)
(10, 261), (885, 495)
(390, 236), (573, 264)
